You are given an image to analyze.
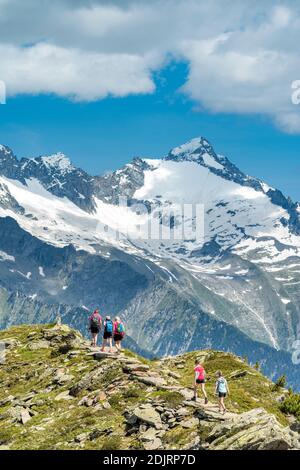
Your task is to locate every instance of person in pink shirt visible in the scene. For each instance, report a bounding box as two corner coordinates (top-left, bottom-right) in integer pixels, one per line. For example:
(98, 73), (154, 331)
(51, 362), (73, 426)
(89, 309), (102, 347)
(193, 359), (208, 404)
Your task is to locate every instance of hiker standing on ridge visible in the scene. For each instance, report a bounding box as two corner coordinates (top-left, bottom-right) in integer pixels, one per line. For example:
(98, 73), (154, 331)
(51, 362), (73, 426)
(89, 309), (102, 347)
(113, 316), (125, 352)
(193, 359), (208, 404)
(101, 316), (114, 353)
(215, 370), (229, 414)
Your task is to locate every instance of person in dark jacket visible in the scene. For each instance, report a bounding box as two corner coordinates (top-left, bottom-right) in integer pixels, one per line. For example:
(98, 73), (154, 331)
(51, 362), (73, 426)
(89, 309), (102, 347)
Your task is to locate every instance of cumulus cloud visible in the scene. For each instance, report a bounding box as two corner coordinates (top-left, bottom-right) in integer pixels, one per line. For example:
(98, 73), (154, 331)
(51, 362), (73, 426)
(0, 0), (300, 132)
(0, 43), (157, 100)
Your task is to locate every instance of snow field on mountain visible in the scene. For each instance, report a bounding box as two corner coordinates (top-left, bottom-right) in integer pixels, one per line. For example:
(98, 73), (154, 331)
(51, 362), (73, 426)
(135, 159), (292, 252)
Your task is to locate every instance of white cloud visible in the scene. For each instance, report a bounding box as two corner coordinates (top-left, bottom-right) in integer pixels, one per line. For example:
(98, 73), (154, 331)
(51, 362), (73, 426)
(0, 0), (300, 132)
(0, 42), (157, 100)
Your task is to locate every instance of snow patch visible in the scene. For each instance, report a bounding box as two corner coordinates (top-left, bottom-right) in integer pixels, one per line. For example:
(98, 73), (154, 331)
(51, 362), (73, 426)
(39, 266), (45, 277)
(170, 138), (202, 156)
(202, 152), (223, 170)
(40, 153), (74, 174)
(0, 251), (15, 262)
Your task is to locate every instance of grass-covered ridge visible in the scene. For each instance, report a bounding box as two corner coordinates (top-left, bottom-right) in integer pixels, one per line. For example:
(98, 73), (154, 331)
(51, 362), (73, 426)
(0, 324), (299, 450)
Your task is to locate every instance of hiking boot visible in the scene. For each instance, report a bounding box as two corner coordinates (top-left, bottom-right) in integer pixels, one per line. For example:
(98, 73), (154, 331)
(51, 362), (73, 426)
(191, 396), (197, 402)
(204, 397), (208, 405)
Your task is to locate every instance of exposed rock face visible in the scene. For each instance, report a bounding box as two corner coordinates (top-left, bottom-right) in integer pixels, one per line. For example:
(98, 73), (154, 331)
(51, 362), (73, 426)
(0, 146), (150, 213)
(0, 324), (299, 451)
(3, 139), (300, 390)
(0, 181), (25, 214)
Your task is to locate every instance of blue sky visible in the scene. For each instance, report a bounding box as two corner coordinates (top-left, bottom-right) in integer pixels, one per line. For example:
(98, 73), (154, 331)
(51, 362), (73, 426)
(1, 1), (300, 199)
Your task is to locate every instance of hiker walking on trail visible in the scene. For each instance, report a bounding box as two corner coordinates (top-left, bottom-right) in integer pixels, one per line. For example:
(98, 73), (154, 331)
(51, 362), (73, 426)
(101, 316), (114, 353)
(89, 309), (102, 347)
(215, 371), (229, 414)
(193, 359), (208, 404)
(113, 316), (125, 352)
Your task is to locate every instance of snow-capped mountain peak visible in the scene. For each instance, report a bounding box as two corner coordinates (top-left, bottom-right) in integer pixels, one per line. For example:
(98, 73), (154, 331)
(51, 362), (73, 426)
(166, 136), (221, 166)
(0, 144), (17, 164)
(40, 152), (74, 174)
(169, 136), (211, 156)
(2, 137), (300, 380)
(0, 144), (14, 157)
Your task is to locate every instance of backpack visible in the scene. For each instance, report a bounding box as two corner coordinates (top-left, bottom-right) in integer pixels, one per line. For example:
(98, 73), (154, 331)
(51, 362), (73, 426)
(116, 321), (125, 336)
(90, 315), (100, 328)
(105, 320), (113, 334)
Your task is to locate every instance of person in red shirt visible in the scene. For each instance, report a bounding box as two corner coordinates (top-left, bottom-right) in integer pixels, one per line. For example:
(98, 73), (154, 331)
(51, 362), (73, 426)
(89, 309), (102, 347)
(193, 359), (208, 404)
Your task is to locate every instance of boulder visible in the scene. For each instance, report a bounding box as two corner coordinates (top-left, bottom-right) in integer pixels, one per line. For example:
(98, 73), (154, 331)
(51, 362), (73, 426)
(20, 409), (31, 425)
(178, 388), (194, 401)
(93, 351), (117, 360)
(176, 407), (190, 419)
(102, 401), (111, 410)
(89, 428), (113, 440)
(140, 427), (159, 442)
(52, 368), (74, 386)
(183, 401), (234, 422)
(0, 395), (15, 407)
(42, 326), (84, 352)
(127, 405), (162, 429)
(27, 340), (50, 351)
(67, 350), (82, 359)
(228, 369), (250, 380)
(98, 391), (107, 401)
(167, 371), (182, 380)
(55, 391), (74, 401)
(78, 396), (93, 407)
(70, 365), (110, 396)
(2, 338), (20, 349)
(21, 392), (36, 402)
(143, 437), (163, 450)
(5, 406), (31, 425)
(132, 375), (167, 388)
(75, 433), (89, 443)
(181, 417), (199, 429)
(123, 363), (150, 373)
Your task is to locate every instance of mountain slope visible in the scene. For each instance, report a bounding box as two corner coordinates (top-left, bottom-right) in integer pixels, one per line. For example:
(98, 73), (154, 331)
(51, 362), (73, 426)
(0, 215), (299, 388)
(1, 138), (300, 388)
(1, 324), (300, 451)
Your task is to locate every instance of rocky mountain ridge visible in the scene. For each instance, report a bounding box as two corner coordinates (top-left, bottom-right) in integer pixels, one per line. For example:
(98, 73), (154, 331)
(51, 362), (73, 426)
(0, 324), (300, 450)
(1, 138), (300, 389)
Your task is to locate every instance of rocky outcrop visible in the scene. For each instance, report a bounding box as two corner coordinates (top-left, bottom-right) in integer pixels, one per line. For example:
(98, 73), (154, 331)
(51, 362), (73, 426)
(207, 409), (300, 450)
(0, 324), (300, 450)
